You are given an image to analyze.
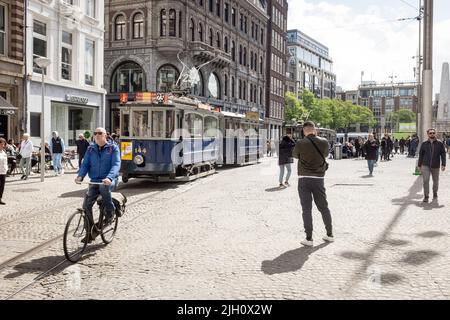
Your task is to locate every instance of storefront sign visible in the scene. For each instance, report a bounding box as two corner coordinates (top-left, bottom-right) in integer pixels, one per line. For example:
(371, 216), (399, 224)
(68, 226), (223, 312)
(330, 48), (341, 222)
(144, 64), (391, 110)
(0, 109), (15, 115)
(245, 112), (259, 121)
(120, 141), (133, 161)
(65, 95), (89, 104)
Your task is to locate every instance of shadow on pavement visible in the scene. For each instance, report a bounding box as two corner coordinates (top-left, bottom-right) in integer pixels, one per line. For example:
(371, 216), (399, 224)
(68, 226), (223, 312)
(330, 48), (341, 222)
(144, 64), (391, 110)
(265, 186), (287, 192)
(400, 250), (441, 266)
(417, 231), (447, 238)
(261, 243), (330, 275)
(4, 244), (105, 280)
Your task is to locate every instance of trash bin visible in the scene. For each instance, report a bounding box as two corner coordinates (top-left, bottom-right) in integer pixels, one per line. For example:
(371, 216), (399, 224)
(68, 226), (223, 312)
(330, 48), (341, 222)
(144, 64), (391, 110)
(334, 144), (342, 160)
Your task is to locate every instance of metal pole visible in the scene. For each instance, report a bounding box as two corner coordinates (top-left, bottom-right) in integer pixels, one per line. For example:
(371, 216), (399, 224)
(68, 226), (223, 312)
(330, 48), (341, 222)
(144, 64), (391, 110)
(421, 0), (433, 143)
(417, 0), (423, 140)
(40, 69), (45, 182)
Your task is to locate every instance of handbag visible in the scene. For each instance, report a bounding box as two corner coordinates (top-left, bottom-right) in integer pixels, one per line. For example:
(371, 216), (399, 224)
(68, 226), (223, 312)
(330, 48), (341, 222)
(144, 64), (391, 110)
(307, 137), (329, 171)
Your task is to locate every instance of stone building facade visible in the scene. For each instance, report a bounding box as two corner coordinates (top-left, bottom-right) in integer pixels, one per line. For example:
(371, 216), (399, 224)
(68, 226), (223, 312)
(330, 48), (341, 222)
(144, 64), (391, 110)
(0, 0), (25, 141)
(104, 0), (269, 134)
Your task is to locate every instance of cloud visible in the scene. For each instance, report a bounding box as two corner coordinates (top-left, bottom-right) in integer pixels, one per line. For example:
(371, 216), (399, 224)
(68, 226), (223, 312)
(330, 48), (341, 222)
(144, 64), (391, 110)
(287, 0), (449, 95)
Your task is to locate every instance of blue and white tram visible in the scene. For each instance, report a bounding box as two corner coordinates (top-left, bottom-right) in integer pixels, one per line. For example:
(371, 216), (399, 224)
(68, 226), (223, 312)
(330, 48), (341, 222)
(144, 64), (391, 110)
(119, 96), (220, 182)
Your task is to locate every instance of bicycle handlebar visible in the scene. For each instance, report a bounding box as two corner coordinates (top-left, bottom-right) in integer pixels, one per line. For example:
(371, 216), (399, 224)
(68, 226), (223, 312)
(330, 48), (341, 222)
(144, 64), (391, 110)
(75, 181), (104, 185)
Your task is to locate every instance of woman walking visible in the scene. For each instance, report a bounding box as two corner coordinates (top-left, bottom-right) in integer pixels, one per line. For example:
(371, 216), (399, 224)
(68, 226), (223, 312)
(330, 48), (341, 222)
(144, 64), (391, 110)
(278, 135), (296, 187)
(364, 134), (379, 177)
(0, 138), (8, 205)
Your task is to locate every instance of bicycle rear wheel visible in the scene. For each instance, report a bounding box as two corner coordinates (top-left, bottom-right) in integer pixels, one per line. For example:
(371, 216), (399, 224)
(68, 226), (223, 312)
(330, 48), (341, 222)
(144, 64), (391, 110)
(100, 211), (118, 244)
(63, 210), (89, 263)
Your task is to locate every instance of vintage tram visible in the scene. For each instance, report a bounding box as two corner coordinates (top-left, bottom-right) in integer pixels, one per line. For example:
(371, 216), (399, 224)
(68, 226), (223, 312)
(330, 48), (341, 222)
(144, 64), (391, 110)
(118, 93), (264, 182)
(283, 123), (337, 144)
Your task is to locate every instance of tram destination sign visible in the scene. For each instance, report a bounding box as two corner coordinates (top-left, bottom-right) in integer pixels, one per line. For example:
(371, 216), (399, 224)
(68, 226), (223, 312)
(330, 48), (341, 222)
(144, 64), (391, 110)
(65, 95), (89, 104)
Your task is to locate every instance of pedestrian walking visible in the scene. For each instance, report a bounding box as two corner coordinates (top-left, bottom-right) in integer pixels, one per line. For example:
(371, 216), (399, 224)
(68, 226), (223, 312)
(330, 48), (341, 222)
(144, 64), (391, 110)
(75, 133), (91, 170)
(278, 135), (295, 187)
(446, 137), (450, 159)
(364, 134), (379, 177)
(399, 137), (406, 154)
(410, 136), (419, 158)
(49, 131), (65, 176)
(19, 133), (33, 180)
(394, 139), (400, 154)
(292, 121), (333, 247)
(418, 128), (446, 203)
(267, 140), (272, 157)
(0, 138), (8, 205)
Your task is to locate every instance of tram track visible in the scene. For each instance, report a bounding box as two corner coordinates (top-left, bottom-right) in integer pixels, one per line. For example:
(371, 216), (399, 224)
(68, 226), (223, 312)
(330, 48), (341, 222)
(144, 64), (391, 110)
(0, 177), (205, 300)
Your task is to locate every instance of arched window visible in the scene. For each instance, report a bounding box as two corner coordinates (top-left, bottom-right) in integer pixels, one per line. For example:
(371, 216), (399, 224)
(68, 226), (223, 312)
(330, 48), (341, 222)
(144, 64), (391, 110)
(224, 74), (228, 97)
(115, 15), (126, 40)
(111, 62), (145, 93)
(243, 47), (247, 66)
(169, 9), (176, 36)
(189, 18), (195, 41)
(250, 51), (253, 69)
(160, 9), (167, 36)
(198, 22), (203, 42)
(132, 12), (144, 39)
(238, 79), (242, 99)
(209, 28), (213, 46)
(208, 73), (220, 99)
(231, 76), (235, 98)
(224, 37), (228, 53)
(259, 87), (263, 105)
(216, 32), (221, 48)
(239, 45), (242, 64)
(157, 64), (179, 92)
(190, 68), (204, 96)
(231, 41), (235, 61)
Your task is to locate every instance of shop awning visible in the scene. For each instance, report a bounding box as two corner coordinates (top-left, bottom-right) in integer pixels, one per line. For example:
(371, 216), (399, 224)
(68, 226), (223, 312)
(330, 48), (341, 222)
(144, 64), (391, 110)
(0, 96), (18, 115)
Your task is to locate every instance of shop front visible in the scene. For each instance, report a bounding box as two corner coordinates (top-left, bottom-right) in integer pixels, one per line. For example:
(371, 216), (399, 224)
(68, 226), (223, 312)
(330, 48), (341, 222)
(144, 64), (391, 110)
(0, 95), (18, 140)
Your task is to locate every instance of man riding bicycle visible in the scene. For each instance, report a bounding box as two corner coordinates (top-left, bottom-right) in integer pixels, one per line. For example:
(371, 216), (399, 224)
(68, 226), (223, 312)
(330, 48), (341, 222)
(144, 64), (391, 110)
(75, 127), (121, 243)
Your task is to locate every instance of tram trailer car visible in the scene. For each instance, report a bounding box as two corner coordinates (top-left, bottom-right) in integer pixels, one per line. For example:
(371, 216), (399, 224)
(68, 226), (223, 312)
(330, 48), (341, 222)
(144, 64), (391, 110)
(119, 97), (219, 182)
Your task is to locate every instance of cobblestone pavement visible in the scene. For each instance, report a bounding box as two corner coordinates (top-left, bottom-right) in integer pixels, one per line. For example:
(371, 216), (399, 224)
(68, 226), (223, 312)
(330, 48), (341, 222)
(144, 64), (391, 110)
(1, 155), (450, 300)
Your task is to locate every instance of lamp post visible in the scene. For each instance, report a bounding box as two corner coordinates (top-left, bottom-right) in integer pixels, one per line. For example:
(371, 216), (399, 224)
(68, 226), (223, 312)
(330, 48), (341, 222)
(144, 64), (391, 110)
(34, 57), (51, 182)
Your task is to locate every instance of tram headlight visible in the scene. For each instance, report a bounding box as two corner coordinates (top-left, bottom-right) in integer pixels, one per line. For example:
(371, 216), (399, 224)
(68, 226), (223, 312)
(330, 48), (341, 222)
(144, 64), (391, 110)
(134, 155), (144, 165)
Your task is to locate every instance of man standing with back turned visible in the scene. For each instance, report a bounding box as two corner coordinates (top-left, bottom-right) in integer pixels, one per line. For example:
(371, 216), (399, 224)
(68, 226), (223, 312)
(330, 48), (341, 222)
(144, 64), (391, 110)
(293, 121), (334, 247)
(418, 128), (446, 203)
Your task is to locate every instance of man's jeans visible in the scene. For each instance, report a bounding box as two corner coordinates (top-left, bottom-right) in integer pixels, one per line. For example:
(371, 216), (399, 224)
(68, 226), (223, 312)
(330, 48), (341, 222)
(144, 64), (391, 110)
(279, 164), (292, 184)
(83, 182), (117, 226)
(298, 178), (333, 240)
(367, 160), (376, 174)
(19, 157), (31, 177)
(421, 166), (440, 197)
(52, 153), (62, 173)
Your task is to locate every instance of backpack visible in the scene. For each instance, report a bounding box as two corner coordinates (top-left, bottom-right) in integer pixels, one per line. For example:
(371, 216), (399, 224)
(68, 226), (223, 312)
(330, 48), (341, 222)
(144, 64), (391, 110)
(112, 192), (127, 217)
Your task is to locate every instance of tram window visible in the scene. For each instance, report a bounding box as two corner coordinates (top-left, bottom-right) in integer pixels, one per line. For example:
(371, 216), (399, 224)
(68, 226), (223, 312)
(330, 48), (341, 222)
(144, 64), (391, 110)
(185, 113), (203, 138)
(204, 116), (218, 137)
(166, 110), (175, 138)
(132, 110), (149, 137)
(121, 113), (130, 137)
(152, 111), (164, 138)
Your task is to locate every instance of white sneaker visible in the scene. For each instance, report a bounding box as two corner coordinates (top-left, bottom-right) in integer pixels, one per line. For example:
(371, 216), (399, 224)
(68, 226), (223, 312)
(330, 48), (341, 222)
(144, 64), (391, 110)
(323, 235), (335, 243)
(60, 170), (64, 175)
(301, 239), (314, 247)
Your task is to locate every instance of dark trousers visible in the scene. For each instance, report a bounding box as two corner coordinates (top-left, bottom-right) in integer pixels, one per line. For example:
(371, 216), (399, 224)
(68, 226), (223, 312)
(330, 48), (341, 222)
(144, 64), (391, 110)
(82, 183), (117, 226)
(78, 154), (85, 168)
(0, 174), (5, 199)
(298, 178), (333, 240)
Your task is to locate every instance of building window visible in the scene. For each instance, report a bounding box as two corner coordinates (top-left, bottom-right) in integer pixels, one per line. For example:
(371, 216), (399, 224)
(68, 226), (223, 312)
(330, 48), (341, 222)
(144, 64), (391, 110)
(224, 3), (229, 23)
(240, 13), (243, 31)
(115, 15), (126, 40)
(231, 41), (235, 61)
(250, 51), (253, 69)
(179, 12), (182, 38)
(0, 4), (5, 55)
(243, 47), (247, 66)
(61, 31), (72, 80)
(260, 56), (263, 74)
(33, 21), (47, 74)
(209, 0), (213, 12)
(199, 0), (203, 6)
(261, 28), (264, 45)
(231, 76), (235, 98)
(85, 39), (95, 85)
(216, 0), (221, 17)
(244, 16), (247, 33)
(189, 19), (195, 41)
(231, 7), (236, 27)
(216, 32), (221, 48)
(86, 0), (95, 18)
(190, 68), (204, 96)
(198, 22), (203, 41)
(169, 9), (176, 36)
(133, 12), (144, 39)
(157, 64), (179, 92)
(209, 28), (213, 46)
(239, 45), (242, 64)
(224, 74), (228, 97)
(238, 79), (242, 99)
(111, 62), (145, 93)
(160, 9), (167, 36)
(243, 81), (246, 100)
(208, 73), (220, 99)
(224, 36), (228, 53)
(259, 87), (263, 105)
(30, 113), (41, 137)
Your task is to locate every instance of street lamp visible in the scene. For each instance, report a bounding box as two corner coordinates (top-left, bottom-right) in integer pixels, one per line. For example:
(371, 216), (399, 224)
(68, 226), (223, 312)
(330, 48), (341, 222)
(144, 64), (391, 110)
(34, 57), (51, 182)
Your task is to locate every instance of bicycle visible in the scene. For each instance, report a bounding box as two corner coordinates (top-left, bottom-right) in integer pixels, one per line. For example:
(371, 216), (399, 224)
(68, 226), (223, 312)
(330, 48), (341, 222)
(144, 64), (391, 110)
(63, 181), (127, 263)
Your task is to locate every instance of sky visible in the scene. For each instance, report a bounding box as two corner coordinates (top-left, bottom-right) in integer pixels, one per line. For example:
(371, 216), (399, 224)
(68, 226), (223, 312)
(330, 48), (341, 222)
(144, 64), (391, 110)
(287, 0), (450, 95)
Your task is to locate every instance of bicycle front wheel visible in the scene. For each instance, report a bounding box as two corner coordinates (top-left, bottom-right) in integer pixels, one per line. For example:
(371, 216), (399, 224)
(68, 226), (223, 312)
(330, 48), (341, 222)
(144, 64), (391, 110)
(63, 210), (89, 263)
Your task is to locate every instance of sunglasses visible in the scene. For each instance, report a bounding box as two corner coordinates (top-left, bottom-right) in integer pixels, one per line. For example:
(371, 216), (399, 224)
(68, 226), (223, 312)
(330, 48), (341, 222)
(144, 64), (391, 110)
(94, 132), (105, 136)
(428, 132), (436, 135)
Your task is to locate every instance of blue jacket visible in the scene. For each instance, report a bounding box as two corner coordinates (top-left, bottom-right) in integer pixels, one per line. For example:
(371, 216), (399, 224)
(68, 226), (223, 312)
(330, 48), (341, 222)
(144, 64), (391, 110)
(79, 142), (121, 183)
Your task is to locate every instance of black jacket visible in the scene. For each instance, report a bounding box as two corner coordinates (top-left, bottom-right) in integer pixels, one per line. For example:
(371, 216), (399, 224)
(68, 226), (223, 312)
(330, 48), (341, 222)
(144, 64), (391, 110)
(278, 138), (296, 165)
(418, 140), (447, 169)
(364, 140), (379, 160)
(76, 139), (91, 157)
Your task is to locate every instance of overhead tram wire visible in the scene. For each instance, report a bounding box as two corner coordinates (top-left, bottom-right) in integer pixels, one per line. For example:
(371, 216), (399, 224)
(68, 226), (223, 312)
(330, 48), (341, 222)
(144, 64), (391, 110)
(398, 0), (420, 11)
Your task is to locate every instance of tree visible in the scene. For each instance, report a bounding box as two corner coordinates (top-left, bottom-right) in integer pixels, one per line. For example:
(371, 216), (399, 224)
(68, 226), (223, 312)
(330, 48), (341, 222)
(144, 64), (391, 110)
(387, 109), (416, 132)
(285, 91), (307, 122)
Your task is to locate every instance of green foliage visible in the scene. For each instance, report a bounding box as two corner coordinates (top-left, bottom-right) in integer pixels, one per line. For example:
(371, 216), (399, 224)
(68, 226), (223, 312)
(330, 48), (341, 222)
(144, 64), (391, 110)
(285, 90), (376, 130)
(387, 109), (416, 131)
(84, 131), (91, 139)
